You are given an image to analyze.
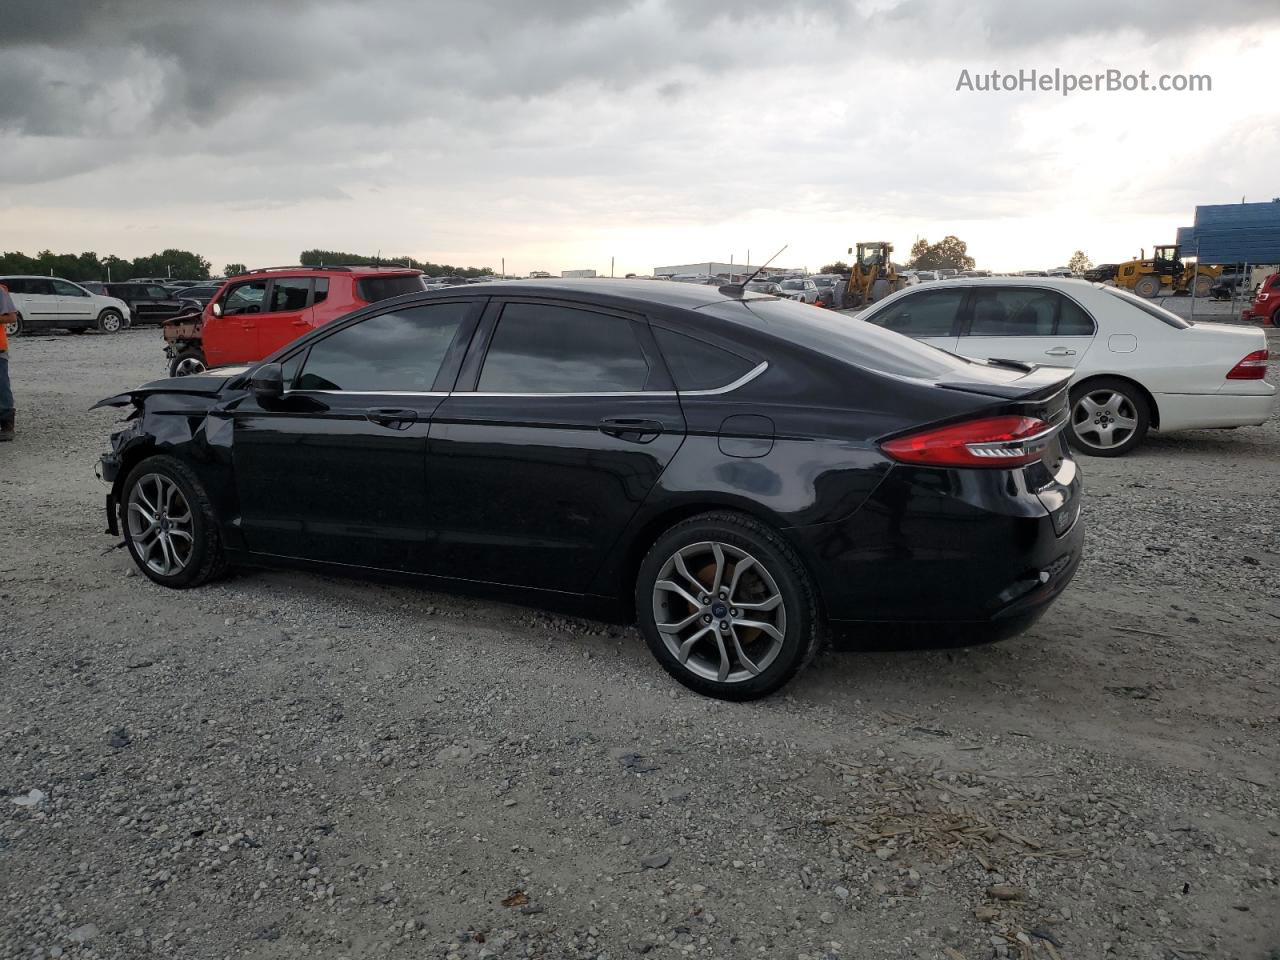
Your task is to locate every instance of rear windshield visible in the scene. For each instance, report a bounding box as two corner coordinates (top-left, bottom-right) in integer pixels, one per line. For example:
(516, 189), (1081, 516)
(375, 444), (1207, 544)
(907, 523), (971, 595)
(700, 296), (982, 382)
(357, 274), (427, 302)
(1101, 286), (1192, 328)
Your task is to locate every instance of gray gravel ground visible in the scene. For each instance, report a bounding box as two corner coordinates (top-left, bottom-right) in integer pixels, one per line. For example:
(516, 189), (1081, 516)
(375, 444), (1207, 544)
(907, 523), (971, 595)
(1, 324), (1277, 960)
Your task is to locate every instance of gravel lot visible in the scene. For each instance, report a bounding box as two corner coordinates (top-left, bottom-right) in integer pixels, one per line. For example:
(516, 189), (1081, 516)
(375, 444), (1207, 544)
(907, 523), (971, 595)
(2, 322), (1277, 960)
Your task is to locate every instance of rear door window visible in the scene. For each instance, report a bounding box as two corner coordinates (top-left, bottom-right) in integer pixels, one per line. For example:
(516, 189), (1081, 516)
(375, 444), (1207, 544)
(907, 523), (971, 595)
(478, 302), (649, 393)
(967, 288), (1058, 336)
(863, 288), (964, 337)
(295, 302), (471, 392)
(269, 277), (312, 312)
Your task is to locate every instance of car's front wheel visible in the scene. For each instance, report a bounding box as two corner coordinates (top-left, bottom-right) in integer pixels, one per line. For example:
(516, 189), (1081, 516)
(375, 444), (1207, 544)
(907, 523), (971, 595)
(636, 512), (821, 701)
(121, 455), (227, 588)
(4, 313), (22, 337)
(97, 309), (124, 333)
(168, 346), (208, 378)
(1066, 378), (1149, 457)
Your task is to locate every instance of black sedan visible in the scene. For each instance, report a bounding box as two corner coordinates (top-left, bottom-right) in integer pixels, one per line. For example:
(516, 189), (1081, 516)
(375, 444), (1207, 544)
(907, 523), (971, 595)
(94, 280), (1083, 700)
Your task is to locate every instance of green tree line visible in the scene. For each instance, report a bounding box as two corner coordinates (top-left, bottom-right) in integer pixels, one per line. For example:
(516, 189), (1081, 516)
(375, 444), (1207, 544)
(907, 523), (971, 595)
(0, 249), (495, 283)
(299, 250), (493, 278)
(0, 248), (213, 282)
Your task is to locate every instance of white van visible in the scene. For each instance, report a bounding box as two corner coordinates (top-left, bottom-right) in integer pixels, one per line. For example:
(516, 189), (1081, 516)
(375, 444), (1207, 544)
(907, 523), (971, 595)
(0, 276), (131, 336)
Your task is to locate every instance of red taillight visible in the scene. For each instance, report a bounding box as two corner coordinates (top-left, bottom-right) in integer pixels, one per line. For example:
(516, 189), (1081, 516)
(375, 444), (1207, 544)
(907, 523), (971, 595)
(882, 416), (1055, 468)
(1226, 349), (1269, 379)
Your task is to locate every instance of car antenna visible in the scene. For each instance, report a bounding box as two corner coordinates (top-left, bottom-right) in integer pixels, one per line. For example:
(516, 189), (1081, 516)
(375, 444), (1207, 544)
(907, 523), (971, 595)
(719, 244), (788, 298)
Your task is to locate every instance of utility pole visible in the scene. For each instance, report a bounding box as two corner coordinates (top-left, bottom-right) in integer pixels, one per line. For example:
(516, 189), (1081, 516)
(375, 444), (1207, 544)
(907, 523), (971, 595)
(502, 257), (505, 278)
(611, 256), (615, 278)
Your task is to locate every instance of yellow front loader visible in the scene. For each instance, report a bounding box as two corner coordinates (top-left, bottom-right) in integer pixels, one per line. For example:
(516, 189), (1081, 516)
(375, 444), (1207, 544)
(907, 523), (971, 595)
(845, 242), (899, 307)
(1113, 244), (1219, 299)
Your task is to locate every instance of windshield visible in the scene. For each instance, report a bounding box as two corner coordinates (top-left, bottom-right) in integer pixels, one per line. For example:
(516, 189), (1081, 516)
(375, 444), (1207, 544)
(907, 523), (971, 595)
(700, 296), (992, 382)
(1102, 286), (1192, 328)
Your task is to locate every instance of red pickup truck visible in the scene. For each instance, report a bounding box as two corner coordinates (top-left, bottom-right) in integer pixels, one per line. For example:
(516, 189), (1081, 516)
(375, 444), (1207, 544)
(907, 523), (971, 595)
(164, 265), (427, 376)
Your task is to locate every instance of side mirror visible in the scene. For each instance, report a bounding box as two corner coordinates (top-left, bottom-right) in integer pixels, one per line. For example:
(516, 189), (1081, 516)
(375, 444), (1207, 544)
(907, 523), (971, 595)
(211, 302), (223, 318)
(249, 362), (284, 403)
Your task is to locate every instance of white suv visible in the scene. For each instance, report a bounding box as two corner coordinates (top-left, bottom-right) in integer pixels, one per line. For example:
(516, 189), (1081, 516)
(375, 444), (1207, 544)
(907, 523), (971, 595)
(0, 276), (131, 336)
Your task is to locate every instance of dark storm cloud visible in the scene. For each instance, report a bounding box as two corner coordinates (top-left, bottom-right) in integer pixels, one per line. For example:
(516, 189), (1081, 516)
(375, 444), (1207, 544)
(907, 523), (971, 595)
(3, 0), (1276, 141)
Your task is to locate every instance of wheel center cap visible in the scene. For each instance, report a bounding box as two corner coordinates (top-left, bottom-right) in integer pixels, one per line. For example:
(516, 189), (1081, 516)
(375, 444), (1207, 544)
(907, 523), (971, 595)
(711, 602), (728, 619)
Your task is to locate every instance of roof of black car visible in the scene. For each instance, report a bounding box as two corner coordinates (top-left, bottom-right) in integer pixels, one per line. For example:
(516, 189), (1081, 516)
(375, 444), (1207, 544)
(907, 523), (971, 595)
(448, 278), (768, 310)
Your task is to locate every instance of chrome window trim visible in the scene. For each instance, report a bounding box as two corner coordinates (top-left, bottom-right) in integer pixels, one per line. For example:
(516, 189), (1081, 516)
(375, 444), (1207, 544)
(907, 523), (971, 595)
(680, 360), (769, 396)
(465, 361), (769, 398)
(468, 390), (676, 398)
(290, 389), (450, 397)
(282, 362), (770, 399)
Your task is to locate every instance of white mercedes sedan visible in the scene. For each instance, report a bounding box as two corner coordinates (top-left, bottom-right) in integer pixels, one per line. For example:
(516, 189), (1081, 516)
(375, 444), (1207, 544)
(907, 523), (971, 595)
(855, 277), (1274, 456)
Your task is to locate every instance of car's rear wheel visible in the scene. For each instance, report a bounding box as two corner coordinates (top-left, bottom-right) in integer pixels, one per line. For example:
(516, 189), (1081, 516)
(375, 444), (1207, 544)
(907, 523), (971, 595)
(4, 313), (22, 337)
(1067, 378), (1149, 457)
(169, 346), (208, 378)
(121, 455), (227, 588)
(97, 309), (124, 333)
(636, 512), (821, 701)
(1133, 276), (1161, 299)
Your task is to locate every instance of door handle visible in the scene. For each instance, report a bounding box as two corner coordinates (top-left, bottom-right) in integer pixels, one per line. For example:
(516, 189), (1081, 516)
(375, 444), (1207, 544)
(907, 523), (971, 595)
(1044, 347), (1077, 357)
(366, 407), (419, 429)
(291, 319), (309, 327)
(599, 417), (664, 443)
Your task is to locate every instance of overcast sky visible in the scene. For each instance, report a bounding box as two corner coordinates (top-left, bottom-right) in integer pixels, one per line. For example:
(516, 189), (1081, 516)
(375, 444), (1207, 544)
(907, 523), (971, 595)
(1, 0), (1277, 276)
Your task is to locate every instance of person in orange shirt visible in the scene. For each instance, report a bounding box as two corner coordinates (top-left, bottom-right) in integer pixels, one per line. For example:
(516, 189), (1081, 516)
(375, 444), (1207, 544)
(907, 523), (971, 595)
(0, 282), (15, 441)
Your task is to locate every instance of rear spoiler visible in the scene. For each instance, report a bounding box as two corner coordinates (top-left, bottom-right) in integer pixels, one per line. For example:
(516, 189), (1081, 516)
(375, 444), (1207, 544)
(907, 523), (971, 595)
(937, 363), (1072, 401)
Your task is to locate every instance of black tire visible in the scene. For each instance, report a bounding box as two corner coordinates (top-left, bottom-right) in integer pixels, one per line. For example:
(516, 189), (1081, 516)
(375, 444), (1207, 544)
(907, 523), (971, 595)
(1133, 276), (1161, 299)
(5, 313), (23, 337)
(168, 346), (208, 378)
(635, 511), (822, 701)
(1192, 274), (1213, 298)
(97, 309), (124, 333)
(120, 455), (228, 588)
(1066, 377), (1150, 457)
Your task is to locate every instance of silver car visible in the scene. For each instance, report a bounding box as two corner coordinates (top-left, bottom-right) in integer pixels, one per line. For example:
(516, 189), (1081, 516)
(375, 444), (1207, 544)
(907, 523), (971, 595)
(777, 278), (820, 304)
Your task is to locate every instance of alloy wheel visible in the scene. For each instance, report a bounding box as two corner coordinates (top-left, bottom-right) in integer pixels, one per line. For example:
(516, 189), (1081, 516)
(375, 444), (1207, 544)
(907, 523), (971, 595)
(173, 356), (207, 376)
(652, 541), (787, 683)
(100, 311), (122, 332)
(1072, 389), (1138, 451)
(126, 473), (195, 577)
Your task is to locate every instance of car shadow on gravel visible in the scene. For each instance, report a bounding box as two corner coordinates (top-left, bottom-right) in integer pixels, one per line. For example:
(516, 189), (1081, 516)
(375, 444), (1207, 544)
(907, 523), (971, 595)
(1127, 427), (1277, 457)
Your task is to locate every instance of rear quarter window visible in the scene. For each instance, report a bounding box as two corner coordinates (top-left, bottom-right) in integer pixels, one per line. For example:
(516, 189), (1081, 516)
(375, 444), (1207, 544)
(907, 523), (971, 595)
(700, 296), (980, 382)
(1102, 287), (1192, 328)
(357, 275), (427, 302)
(653, 326), (756, 391)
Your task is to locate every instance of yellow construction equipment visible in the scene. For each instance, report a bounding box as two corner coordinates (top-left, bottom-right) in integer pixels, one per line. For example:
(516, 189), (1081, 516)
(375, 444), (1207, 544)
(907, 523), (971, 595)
(1113, 244), (1219, 299)
(845, 242), (899, 307)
